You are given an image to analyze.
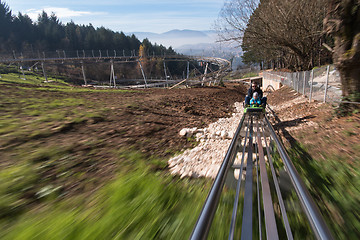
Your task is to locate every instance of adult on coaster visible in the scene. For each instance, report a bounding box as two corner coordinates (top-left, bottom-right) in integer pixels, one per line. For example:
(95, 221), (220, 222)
(245, 82), (267, 107)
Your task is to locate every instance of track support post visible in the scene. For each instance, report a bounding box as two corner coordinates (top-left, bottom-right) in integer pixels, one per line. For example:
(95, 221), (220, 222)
(41, 62), (48, 82)
(81, 61), (87, 85)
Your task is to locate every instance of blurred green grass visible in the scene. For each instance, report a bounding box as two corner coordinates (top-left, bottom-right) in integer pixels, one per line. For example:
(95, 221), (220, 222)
(0, 72), (233, 239)
(287, 142), (360, 239)
(0, 149), (240, 240)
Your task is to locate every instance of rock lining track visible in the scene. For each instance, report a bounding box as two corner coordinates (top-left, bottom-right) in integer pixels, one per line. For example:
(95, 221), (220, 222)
(169, 86), (327, 179)
(168, 102), (245, 178)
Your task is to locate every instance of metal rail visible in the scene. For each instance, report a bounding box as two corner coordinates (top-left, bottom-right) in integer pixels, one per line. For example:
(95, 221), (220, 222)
(190, 112), (334, 240)
(190, 114), (246, 240)
(264, 116), (334, 240)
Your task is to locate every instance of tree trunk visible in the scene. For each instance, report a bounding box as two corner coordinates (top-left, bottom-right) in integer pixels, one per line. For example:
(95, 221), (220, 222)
(324, 0), (360, 103)
(338, 62), (360, 101)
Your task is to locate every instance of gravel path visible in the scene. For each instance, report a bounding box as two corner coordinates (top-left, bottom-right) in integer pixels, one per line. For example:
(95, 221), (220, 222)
(168, 102), (244, 179)
(168, 88), (323, 179)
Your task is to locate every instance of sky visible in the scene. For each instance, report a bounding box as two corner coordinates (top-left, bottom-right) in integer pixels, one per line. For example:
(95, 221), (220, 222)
(6, 0), (225, 34)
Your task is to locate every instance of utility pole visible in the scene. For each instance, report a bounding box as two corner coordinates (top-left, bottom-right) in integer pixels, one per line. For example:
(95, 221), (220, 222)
(309, 69), (314, 103)
(187, 61), (190, 79)
(186, 61), (190, 87)
(20, 52), (26, 80)
(303, 71), (306, 95)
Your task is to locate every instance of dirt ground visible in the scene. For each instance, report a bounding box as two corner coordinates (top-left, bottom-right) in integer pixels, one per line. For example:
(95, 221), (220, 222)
(0, 82), (247, 199)
(267, 85), (360, 164)
(2, 81), (358, 202)
(76, 84), (247, 157)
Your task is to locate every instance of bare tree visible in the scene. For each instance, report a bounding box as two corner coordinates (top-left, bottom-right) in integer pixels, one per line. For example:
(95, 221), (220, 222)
(217, 0), (330, 70)
(215, 0), (259, 44)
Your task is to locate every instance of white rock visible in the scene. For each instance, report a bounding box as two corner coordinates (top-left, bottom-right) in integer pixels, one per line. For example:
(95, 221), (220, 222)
(190, 127), (198, 133)
(220, 130), (228, 139)
(195, 132), (204, 139)
(228, 131), (234, 139)
(197, 129), (204, 134)
(179, 128), (188, 137)
(169, 102), (246, 179)
(191, 147), (198, 152)
(183, 157), (191, 163)
(168, 161), (177, 168)
(176, 158), (183, 164)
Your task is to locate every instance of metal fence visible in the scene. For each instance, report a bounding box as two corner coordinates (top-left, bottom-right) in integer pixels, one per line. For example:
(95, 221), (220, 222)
(262, 65), (342, 104)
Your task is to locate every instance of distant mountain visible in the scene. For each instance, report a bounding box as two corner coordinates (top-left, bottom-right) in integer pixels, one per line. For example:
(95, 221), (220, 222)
(128, 29), (243, 69)
(128, 29), (216, 48)
(162, 29), (208, 38)
(130, 32), (160, 40)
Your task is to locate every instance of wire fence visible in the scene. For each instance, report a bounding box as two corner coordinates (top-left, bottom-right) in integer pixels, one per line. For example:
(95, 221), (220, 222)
(263, 65), (342, 104)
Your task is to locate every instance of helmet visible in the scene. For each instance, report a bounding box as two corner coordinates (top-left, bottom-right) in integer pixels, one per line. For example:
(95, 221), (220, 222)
(253, 92), (258, 98)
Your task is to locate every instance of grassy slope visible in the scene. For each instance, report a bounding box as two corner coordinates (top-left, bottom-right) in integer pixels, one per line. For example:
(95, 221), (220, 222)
(287, 142), (360, 239)
(0, 71), (236, 239)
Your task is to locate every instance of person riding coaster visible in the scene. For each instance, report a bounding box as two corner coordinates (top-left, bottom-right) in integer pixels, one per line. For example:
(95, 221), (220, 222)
(244, 92), (266, 113)
(244, 83), (266, 113)
(244, 82), (267, 108)
(250, 92), (262, 107)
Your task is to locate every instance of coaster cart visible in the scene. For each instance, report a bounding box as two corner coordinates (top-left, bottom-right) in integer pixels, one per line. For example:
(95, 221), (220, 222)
(244, 104), (266, 114)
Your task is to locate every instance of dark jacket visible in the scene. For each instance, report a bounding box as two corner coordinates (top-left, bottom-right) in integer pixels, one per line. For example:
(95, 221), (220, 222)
(248, 87), (263, 99)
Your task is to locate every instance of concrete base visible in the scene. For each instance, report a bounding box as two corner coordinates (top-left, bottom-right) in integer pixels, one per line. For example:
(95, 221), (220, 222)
(263, 78), (282, 92)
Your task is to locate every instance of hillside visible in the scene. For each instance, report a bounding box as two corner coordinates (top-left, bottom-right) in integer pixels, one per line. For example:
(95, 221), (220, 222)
(0, 72), (246, 239)
(0, 72), (358, 238)
(267, 86), (360, 238)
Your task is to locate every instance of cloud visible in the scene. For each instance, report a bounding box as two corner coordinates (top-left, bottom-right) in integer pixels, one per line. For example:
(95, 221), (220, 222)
(24, 7), (105, 21)
(14, 1), (222, 33)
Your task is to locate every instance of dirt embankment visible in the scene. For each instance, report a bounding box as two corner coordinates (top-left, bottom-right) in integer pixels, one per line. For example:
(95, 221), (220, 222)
(2, 81), (358, 201)
(0, 83), (247, 199)
(267, 86), (360, 162)
(76, 84), (247, 157)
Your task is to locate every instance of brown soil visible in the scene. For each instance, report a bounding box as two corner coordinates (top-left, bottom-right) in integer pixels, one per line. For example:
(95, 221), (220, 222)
(76, 84), (247, 157)
(2, 82), (358, 205)
(267, 86), (360, 164)
(0, 83), (247, 199)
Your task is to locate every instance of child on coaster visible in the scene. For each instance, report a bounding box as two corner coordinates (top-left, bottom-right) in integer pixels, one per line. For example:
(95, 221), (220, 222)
(250, 92), (261, 107)
(245, 82), (267, 107)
